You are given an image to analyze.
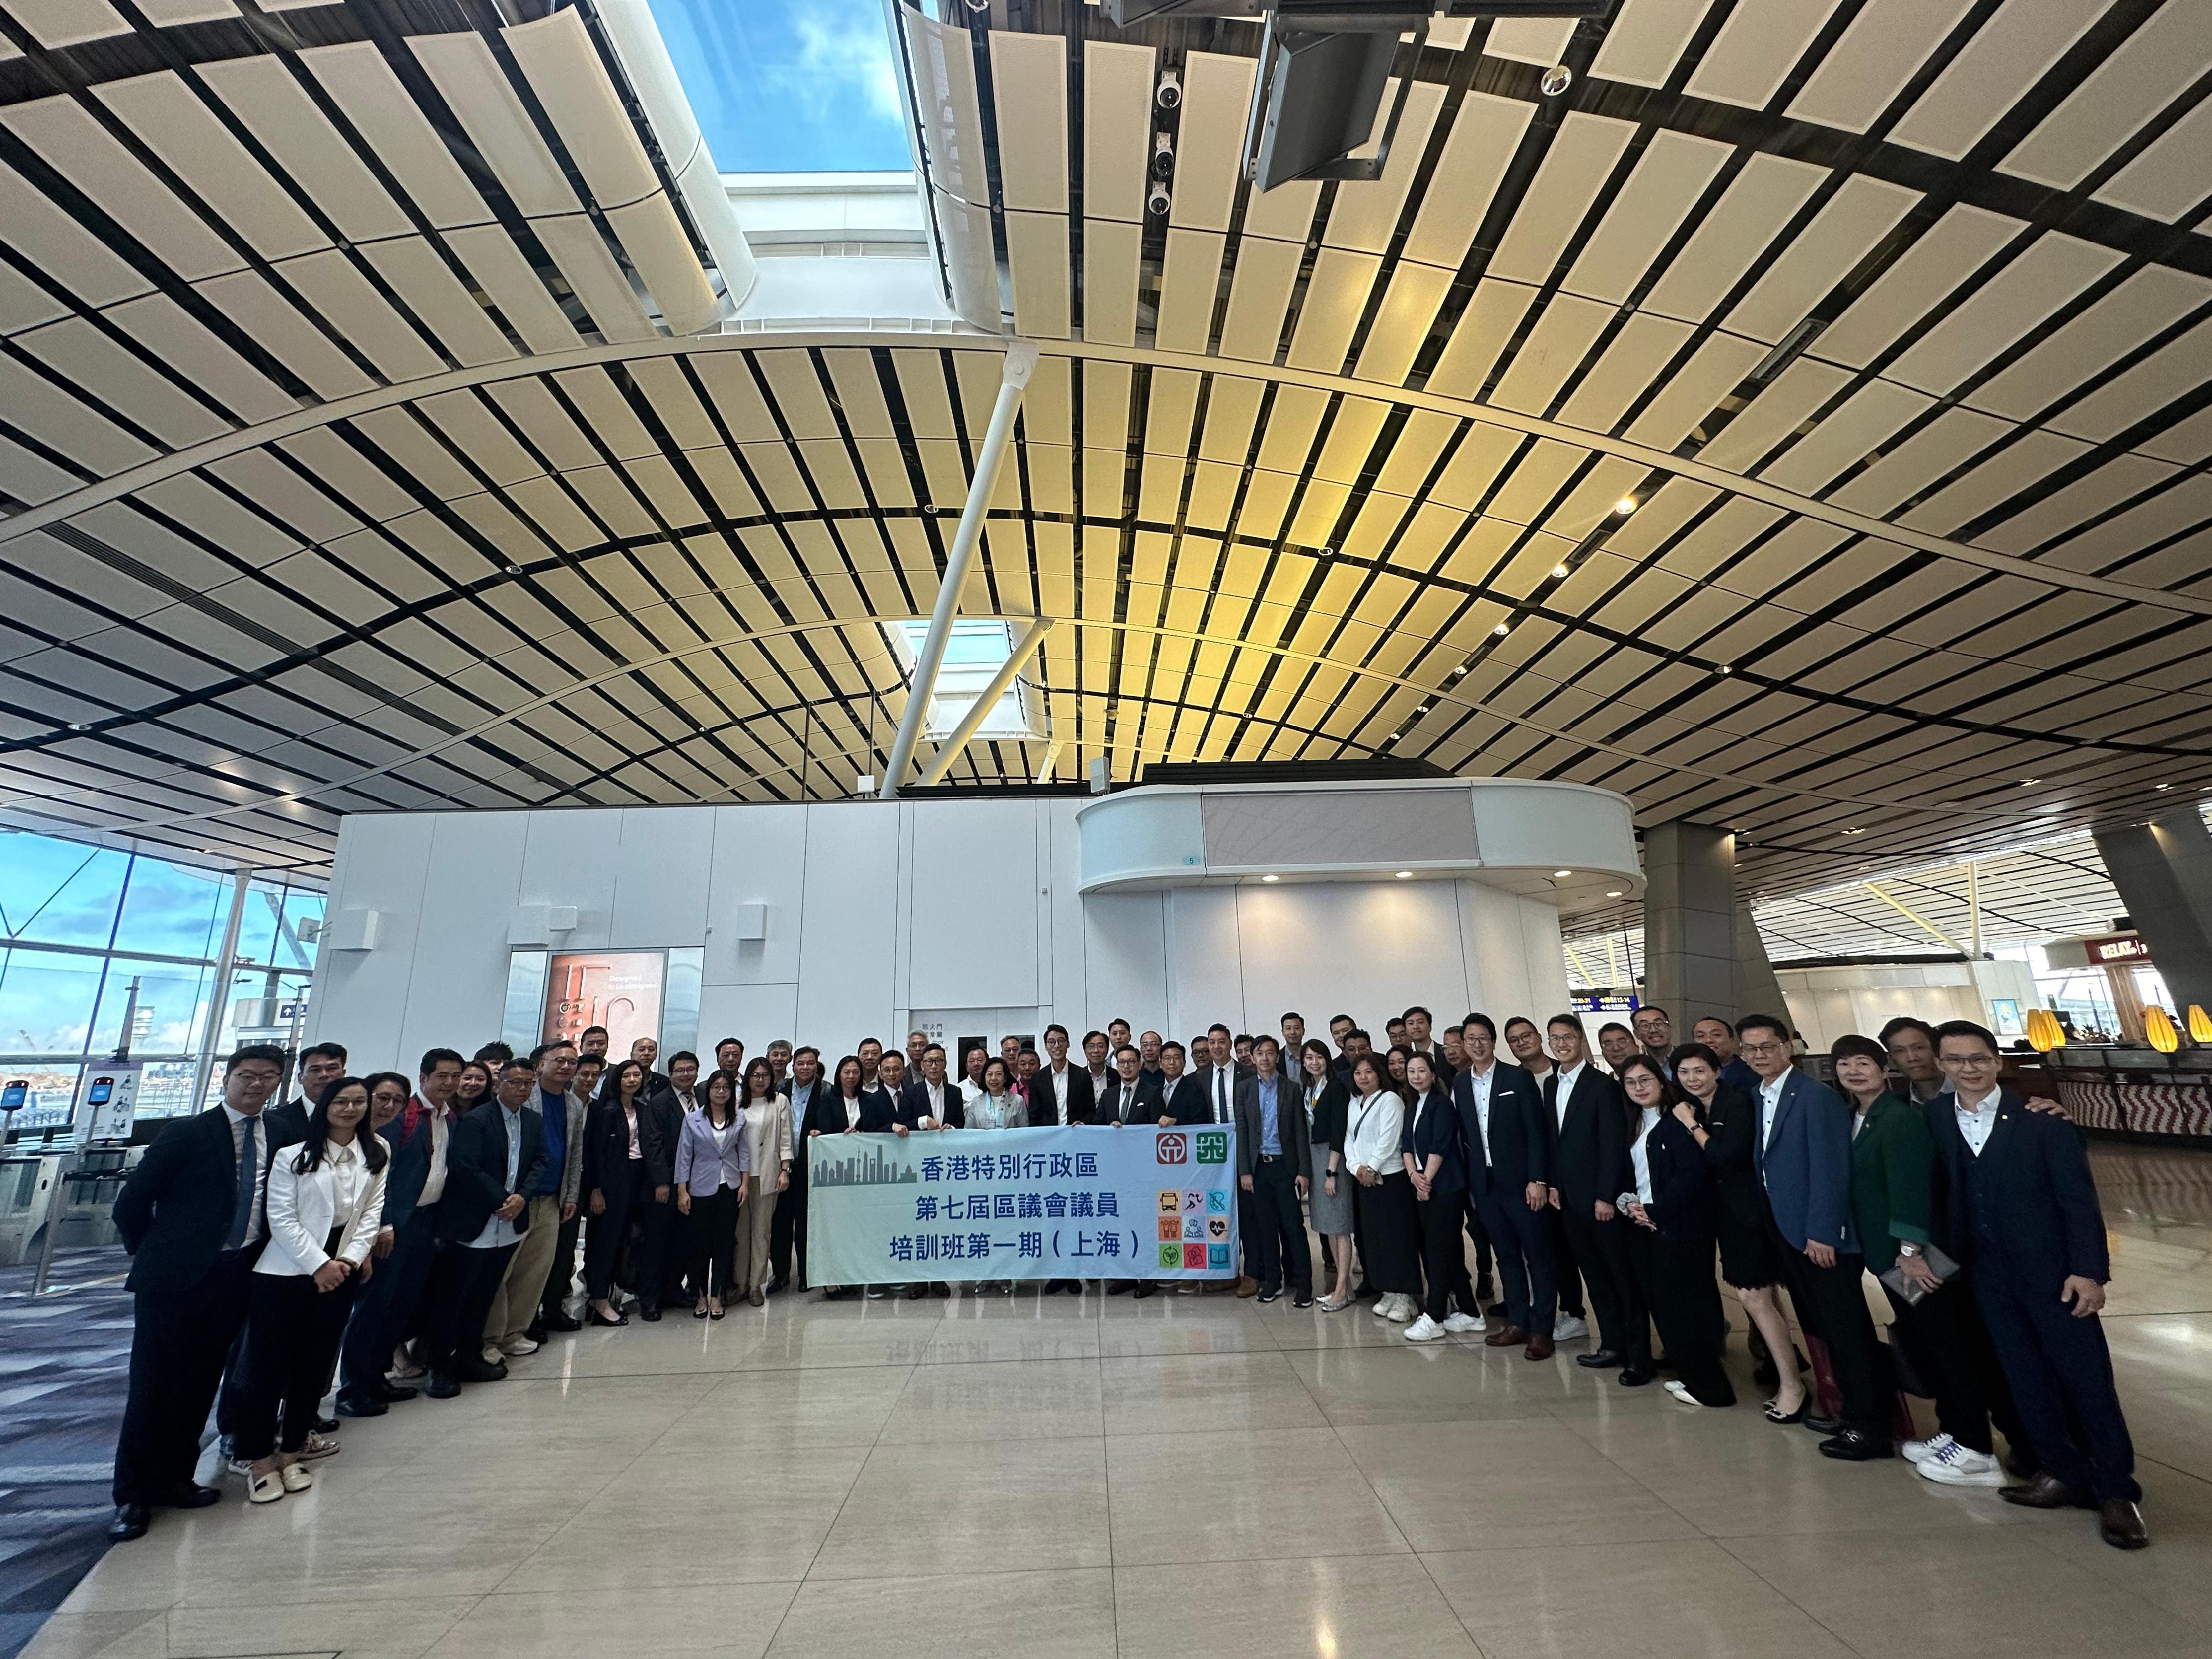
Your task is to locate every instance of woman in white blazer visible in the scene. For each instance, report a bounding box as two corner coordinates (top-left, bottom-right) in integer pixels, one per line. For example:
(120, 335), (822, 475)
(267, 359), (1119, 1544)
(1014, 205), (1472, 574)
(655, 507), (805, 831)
(238, 1076), (387, 1504)
(732, 1057), (791, 1308)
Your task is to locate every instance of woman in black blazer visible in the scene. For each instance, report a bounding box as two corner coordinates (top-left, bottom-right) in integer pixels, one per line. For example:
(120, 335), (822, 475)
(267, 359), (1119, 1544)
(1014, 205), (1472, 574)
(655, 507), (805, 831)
(582, 1059), (662, 1328)
(1618, 1056), (1733, 1407)
(1671, 1042), (1806, 1420)
(1299, 1040), (1357, 1311)
(1401, 1052), (1479, 1342)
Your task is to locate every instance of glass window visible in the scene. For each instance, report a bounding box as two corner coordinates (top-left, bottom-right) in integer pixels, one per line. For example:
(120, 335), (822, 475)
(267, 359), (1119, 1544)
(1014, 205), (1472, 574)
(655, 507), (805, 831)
(0, 833), (129, 947)
(0, 946), (108, 1058)
(884, 618), (1046, 740)
(235, 879), (319, 970)
(114, 858), (228, 961)
(82, 959), (212, 1061)
(650, 0), (911, 173)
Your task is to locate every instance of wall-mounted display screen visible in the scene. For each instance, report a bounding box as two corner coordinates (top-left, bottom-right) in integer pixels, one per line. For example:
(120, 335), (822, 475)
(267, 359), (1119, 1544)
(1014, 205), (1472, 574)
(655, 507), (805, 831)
(542, 951), (667, 1056)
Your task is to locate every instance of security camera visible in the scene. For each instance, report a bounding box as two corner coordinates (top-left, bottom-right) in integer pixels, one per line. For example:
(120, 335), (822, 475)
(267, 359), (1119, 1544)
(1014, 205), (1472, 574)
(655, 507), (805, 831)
(1151, 131), (1175, 180)
(1540, 63), (1573, 97)
(1147, 181), (1172, 216)
(1156, 69), (1181, 110)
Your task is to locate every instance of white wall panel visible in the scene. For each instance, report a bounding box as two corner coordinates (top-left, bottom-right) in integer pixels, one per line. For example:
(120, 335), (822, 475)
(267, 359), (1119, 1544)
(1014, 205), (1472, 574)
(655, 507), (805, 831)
(395, 811), (528, 1070)
(1082, 890), (1169, 1037)
(609, 806), (716, 946)
(1235, 881), (1470, 1040)
(518, 810), (620, 948)
(1165, 887), (1244, 1037)
(697, 980), (798, 1052)
(791, 803), (901, 1058)
(703, 802), (810, 986)
(907, 801), (1040, 1009)
(306, 812), (435, 1067)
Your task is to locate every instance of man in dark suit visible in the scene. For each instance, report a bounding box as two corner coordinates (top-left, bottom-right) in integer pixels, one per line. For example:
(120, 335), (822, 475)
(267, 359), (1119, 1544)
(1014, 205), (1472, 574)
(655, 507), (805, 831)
(1541, 1015), (1648, 1383)
(864, 1051), (924, 1133)
(265, 1040), (346, 1145)
(1192, 1025), (1256, 1293)
(1030, 1024), (1094, 1126)
(1403, 1005), (1453, 1084)
(769, 1046), (823, 1292)
(1455, 1014), (1556, 1360)
(421, 1058), (546, 1396)
(906, 1043), (966, 1129)
(1155, 1041), (1208, 1126)
(1235, 1037), (1312, 1306)
(107, 1044), (289, 1541)
(1096, 1044), (1161, 1126)
(1739, 1011), (1890, 1462)
(336, 1047), (463, 1417)
(1930, 1021), (2145, 1547)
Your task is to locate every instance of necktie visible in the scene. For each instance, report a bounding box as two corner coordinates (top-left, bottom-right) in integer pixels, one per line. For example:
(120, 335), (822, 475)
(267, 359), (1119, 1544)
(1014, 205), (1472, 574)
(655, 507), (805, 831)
(1214, 1070), (1227, 1123)
(227, 1116), (256, 1250)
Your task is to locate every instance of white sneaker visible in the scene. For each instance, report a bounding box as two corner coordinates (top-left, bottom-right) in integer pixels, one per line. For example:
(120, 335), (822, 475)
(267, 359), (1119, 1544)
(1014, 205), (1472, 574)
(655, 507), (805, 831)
(499, 1336), (540, 1357)
(1553, 1313), (1589, 1340)
(1442, 1312), (1485, 1335)
(1385, 1293), (1416, 1324)
(1663, 1379), (1700, 1405)
(1370, 1295), (1394, 1319)
(1916, 1441), (2006, 1488)
(1901, 1432), (1955, 1467)
(1404, 1313), (1445, 1342)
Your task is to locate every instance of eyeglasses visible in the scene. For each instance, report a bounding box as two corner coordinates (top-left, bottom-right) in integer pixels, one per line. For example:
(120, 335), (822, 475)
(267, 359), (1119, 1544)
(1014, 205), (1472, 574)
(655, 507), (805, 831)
(1738, 1041), (1785, 1057)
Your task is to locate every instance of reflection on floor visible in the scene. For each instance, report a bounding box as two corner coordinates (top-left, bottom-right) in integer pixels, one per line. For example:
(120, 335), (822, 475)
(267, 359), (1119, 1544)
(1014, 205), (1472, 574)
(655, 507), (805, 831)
(20, 1142), (2212, 1659)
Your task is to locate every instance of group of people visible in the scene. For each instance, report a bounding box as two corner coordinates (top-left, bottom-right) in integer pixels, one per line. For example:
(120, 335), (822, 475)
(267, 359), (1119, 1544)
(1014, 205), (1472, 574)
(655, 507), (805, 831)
(104, 1000), (2146, 1552)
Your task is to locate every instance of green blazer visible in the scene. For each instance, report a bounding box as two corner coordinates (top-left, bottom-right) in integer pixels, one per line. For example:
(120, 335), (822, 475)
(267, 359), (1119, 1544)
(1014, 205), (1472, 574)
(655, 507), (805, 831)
(1847, 1092), (1933, 1272)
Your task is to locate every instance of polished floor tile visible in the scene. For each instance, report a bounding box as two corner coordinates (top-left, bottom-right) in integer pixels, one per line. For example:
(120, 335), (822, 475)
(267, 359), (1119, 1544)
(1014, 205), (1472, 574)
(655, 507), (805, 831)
(26, 1148), (2212, 1659)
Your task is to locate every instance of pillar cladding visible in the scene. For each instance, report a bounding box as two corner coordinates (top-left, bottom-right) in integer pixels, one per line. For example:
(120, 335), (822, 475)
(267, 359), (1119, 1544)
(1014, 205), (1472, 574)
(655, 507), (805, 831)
(1642, 822), (1782, 1026)
(2094, 808), (2212, 1020)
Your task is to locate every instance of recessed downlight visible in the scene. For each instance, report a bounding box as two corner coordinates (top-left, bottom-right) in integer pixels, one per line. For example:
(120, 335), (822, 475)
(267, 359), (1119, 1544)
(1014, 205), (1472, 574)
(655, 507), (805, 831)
(1260, 873), (1280, 883)
(1394, 870), (1413, 879)
(1553, 869), (1572, 879)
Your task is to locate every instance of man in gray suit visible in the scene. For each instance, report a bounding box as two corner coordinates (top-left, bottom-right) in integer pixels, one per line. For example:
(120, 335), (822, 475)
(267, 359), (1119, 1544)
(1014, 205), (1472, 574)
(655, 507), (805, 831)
(483, 1040), (587, 1357)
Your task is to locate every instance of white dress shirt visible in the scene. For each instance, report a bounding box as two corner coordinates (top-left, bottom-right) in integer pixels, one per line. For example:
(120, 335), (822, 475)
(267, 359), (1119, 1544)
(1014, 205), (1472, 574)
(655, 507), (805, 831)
(1955, 1087), (2002, 1156)
(1463, 1062), (1496, 1161)
(466, 1102), (528, 1250)
(416, 1102), (452, 1207)
(1209, 1065), (1233, 1125)
(258, 1138), (387, 1276)
(1756, 1072), (1787, 1190)
(1044, 1062), (1072, 1118)
(922, 1081), (950, 1128)
(841, 1092), (864, 1131)
(1629, 1106), (1660, 1204)
(1344, 1091), (1405, 1175)
(1551, 1061), (1584, 1129)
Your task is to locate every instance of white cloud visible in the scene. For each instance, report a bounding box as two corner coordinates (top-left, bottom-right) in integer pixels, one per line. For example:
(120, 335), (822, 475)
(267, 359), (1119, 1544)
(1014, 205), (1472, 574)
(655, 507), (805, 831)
(775, 0), (904, 131)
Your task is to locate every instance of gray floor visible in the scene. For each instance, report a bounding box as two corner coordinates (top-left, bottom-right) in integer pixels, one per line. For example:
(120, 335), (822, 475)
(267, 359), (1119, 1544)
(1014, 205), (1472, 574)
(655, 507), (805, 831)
(22, 1142), (2212, 1659)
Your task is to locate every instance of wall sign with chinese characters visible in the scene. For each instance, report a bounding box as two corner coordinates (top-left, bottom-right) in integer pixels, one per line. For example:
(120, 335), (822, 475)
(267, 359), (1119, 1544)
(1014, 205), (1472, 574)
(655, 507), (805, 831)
(804, 1124), (1240, 1285)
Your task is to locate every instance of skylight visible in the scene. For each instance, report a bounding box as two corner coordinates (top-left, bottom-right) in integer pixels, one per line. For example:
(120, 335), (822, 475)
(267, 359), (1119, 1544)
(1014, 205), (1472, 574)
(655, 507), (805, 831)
(885, 619), (1047, 743)
(649, 0), (914, 174)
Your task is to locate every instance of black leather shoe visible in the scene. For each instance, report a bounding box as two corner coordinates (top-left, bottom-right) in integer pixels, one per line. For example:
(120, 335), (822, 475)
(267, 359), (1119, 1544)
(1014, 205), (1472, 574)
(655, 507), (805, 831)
(1576, 1348), (1624, 1369)
(312, 1413), (339, 1434)
(766, 1276), (789, 1296)
(424, 1372), (462, 1399)
(1802, 1412), (1845, 1436)
(1818, 1427), (1894, 1462)
(1618, 1366), (1655, 1387)
(639, 1305), (662, 1322)
(109, 1504), (150, 1542)
(2100, 1498), (2149, 1549)
(158, 1483), (221, 1510)
(335, 1391), (388, 1419)
(542, 1311), (582, 1332)
(523, 1323), (548, 1343)
(456, 1357), (507, 1383)
(1132, 1282), (1157, 1299)
(2001, 1472), (2087, 1510)
(379, 1381), (419, 1402)
(1107, 1281), (1134, 1295)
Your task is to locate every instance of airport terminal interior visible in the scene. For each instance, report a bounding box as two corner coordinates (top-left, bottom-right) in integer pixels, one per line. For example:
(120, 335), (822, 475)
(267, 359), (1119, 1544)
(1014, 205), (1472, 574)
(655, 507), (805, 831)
(4, 1), (2212, 1656)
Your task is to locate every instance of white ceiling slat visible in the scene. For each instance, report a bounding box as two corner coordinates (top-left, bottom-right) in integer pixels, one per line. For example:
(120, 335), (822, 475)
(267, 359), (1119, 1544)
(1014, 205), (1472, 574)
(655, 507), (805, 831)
(504, 8), (661, 211)
(1154, 228), (1223, 354)
(1966, 265), (2212, 424)
(1284, 247), (1381, 374)
(1886, 233), (2124, 397)
(1640, 153), (1827, 325)
(534, 215), (658, 343)
(1785, 0), (1978, 134)
(1005, 211), (1072, 340)
(1890, 0), (2115, 162)
(355, 236), (517, 368)
(1485, 18), (1578, 67)
(1488, 294), (1616, 416)
(442, 226), (580, 356)
(301, 41), (493, 231)
(95, 72), (329, 264)
(1322, 80), (1447, 254)
(409, 30), (581, 219)
(196, 55), (414, 247)
(0, 159), (153, 310)
(1167, 52), (1256, 233)
(1399, 93), (1534, 272)
(1083, 39), (1156, 225)
(1352, 260), (1454, 386)
(1812, 204), (2024, 368)
(1724, 175), (1919, 345)
(1083, 217), (1143, 348)
(1687, 0), (1848, 111)
(102, 293), (295, 425)
(271, 248), (445, 383)
(1561, 129), (1732, 305)
(1, 95), (244, 282)
(1488, 113), (1637, 286)
(1999, 3), (2212, 191)
(192, 269), (375, 401)
(1592, 0), (1717, 90)
(988, 29), (1070, 215)
(10, 0), (129, 48)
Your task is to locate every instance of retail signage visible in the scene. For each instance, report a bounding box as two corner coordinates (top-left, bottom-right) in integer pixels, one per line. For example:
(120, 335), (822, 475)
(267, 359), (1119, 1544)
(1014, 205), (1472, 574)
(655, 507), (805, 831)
(2084, 934), (2151, 966)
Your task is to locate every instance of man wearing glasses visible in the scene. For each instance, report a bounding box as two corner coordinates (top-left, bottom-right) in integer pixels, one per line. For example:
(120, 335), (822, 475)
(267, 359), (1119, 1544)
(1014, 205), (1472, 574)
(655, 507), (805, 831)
(1737, 1013), (1890, 1463)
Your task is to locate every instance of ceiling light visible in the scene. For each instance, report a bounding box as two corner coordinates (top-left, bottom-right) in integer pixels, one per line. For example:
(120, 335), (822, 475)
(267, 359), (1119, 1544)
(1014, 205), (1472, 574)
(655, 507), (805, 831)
(1551, 564), (1569, 579)
(1717, 664), (1733, 675)
(1260, 874), (1280, 883)
(1553, 869), (1573, 879)
(1605, 889), (1624, 899)
(2156, 784), (2172, 791)
(2020, 778), (2039, 786)
(1840, 827), (1863, 836)
(1394, 870), (1413, 880)
(1492, 622), (1510, 637)
(1614, 496), (1637, 515)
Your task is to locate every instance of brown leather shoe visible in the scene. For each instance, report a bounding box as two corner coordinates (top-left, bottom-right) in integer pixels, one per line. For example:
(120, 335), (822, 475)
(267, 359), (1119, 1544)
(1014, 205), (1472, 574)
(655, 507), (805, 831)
(1523, 1334), (1556, 1361)
(2000, 1472), (2087, 1510)
(1235, 1276), (1260, 1298)
(1484, 1324), (1528, 1349)
(2099, 1498), (2148, 1549)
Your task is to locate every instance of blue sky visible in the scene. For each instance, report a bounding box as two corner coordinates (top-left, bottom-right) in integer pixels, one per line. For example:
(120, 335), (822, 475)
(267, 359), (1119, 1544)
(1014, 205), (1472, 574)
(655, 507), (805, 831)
(653, 0), (914, 174)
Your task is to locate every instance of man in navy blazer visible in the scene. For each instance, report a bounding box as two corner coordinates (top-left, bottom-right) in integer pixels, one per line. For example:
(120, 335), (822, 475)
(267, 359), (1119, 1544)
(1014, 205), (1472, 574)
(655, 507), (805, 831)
(1454, 1014), (1556, 1360)
(1739, 1013), (1890, 1461)
(1929, 1021), (2145, 1548)
(106, 1044), (291, 1541)
(337, 1047), (463, 1417)
(863, 1051), (925, 1133)
(1541, 1016), (1647, 1381)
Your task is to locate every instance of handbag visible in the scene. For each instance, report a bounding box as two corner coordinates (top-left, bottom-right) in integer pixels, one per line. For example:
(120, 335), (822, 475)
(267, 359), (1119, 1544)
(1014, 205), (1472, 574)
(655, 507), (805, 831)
(1878, 1242), (1960, 1306)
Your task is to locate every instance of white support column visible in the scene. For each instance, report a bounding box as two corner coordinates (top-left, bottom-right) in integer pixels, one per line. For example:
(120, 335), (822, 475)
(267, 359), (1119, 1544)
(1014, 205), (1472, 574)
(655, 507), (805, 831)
(880, 341), (1039, 799)
(916, 614), (1055, 787)
(190, 868), (254, 1109)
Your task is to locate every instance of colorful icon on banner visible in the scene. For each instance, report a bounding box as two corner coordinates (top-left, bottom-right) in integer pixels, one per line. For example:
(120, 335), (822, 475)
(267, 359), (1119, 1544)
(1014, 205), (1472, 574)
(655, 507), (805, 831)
(1157, 1217), (1181, 1241)
(1157, 1133), (1188, 1164)
(1183, 1243), (1208, 1269)
(1157, 1189), (1180, 1214)
(1207, 1244), (1231, 1270)
(1206, 1189), (1230, 1214)
(1195, 1131), (1228, 1164)
(1159, 1244), (1182, 1270)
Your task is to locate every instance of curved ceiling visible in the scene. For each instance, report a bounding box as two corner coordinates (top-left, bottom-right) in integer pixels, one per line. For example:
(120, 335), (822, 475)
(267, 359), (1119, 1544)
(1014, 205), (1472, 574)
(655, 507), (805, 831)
(1, 0), (2209, 925)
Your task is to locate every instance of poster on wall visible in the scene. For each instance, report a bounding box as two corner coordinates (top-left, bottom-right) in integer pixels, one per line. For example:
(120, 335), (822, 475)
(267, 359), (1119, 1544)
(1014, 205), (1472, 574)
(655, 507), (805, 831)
(542, 951), (665, 1056)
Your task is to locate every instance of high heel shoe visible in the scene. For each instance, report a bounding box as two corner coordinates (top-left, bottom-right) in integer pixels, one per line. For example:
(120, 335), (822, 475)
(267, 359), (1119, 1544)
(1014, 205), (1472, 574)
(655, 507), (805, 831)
(1764, 1395), (1808, 1424)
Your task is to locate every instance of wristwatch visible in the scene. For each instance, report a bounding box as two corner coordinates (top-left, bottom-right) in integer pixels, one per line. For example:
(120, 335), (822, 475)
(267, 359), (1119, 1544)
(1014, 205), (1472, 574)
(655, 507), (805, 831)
(1897, 1243), (1921, 1258)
